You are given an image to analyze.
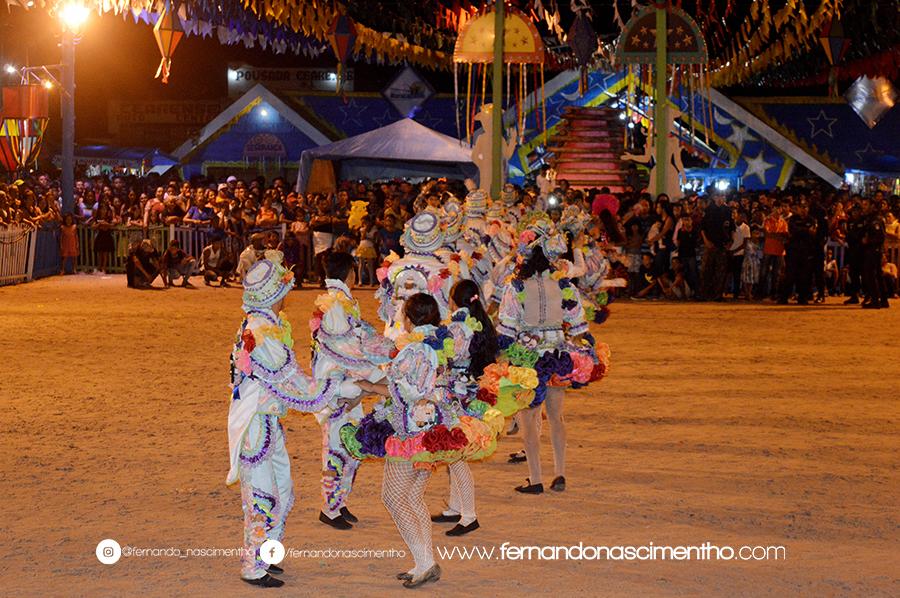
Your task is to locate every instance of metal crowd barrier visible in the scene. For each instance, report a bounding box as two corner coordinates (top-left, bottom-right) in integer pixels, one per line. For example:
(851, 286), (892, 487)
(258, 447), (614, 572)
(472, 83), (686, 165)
(827, 239), (900, 271)
(887, 241), (900, 270)
(74, 223), (289, 275)
(0, 226), (32, 285)
(825, 240), (846, 270)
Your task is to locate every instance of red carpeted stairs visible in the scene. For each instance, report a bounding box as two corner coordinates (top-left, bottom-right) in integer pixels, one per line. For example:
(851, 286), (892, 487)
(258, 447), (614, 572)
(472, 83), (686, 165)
(548, 106), (630, 193)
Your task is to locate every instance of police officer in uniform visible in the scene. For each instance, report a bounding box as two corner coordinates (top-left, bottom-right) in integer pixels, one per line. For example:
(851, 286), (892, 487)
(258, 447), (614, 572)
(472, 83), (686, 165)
(778, 200), (816, 305)
(810, 198), (829, 302)
(861, 198), (889, 309)
(843, 203), (866, 304)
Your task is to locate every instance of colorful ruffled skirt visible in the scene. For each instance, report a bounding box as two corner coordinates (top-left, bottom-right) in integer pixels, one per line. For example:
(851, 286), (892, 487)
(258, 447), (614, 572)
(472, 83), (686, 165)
(498, 333), (611, 407)
(340, 409), (505, 467)
(339, 366), (540, 467)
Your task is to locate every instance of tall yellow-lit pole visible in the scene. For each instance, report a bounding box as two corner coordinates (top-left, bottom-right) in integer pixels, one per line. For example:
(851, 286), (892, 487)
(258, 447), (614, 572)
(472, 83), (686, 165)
(654, 5), (668, 197)
(490, 0), (504, 200)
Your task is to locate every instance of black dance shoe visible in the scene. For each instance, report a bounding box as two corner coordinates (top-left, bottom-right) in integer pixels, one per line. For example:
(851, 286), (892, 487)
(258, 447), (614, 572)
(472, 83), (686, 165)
(242, 574), (284, 588)
(550, 476), (566, 491)
(515, 479), (544, 494)
(396, 571), (413, 581)
(319, 511), (353, 530)
(431, 513), (461, 523)
(266, 564), (284, 575)
(446, 520), (480, 536)
(508, 450), (527, 464)
(340, 507), (359, 523)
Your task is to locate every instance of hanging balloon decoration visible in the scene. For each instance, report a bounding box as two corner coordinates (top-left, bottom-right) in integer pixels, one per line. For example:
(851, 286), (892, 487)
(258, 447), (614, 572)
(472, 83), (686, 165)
(453, 6), (547, 146)
(153, 3), (184, 84)
(0, 85), (50, 173)
(819, 15), (851, 98)
(566, 7), (597, 96)
(327, 13), (357, 94)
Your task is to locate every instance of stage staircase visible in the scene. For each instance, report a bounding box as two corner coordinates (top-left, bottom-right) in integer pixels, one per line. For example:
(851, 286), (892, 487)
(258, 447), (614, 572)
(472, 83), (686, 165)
(547, 106), (630, 192)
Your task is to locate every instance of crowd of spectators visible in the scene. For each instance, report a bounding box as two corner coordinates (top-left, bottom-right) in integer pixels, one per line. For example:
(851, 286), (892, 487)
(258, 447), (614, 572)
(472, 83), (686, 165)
(2, 170), (898, 304)
(614, 185), (899, 306)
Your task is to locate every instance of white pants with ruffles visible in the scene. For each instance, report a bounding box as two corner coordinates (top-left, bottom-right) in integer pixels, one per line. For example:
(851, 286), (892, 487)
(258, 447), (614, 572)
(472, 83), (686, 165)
(239, 414), (294, 580)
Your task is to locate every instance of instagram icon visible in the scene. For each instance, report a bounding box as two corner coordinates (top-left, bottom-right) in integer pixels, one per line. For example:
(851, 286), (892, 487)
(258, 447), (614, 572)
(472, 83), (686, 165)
(96, 539), (122, 565)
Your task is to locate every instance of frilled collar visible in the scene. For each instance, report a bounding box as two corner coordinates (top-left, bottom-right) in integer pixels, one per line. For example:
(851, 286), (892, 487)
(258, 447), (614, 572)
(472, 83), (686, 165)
(245, 307), (279, 323)
(412, 324), (438, 336)
(325, 278), (353, 299)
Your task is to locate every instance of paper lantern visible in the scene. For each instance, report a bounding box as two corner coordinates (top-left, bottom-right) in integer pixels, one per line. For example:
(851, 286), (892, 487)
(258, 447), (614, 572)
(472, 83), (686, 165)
(819, 16), (850, 66)
(567, 12), (597, 96)
(328, 14), (356, 92)
(328, 14), (356, 64)
(153, 5), (184, 84)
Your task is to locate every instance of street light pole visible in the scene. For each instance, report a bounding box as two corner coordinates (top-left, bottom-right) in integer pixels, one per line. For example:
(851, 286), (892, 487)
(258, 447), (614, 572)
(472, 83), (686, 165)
(60, 29), (75, 215)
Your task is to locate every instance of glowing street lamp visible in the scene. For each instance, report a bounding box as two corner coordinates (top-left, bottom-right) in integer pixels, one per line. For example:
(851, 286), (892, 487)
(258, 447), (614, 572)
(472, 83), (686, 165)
(58, 2), (90, 34)
(56, 1), (89, 214)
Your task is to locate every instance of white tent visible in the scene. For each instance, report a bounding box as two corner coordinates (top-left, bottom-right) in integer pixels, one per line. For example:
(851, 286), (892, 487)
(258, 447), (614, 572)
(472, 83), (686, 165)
(295, 118), (477, 192)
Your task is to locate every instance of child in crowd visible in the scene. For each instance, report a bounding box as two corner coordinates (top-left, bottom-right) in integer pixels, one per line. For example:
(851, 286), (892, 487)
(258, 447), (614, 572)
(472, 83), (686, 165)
(59, 213), (79, 274)
(377, 214), (403, 258)
(824, 249), (840, 295)
(633, 252), (659, 299)
(664, 256), (692, 300)
(624, 221), (644, 294)
(289, 207), (310, 282)
(356, 215), (379, 286)
(277, 232), (302, 289)
(741, 227), (763, 300)
(310, 251), (393, 530)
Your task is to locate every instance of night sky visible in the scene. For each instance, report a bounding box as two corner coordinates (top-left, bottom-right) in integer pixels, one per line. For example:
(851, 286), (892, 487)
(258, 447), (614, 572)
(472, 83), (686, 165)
(0, 8), (355, 146)
(0, 2), (889, 151)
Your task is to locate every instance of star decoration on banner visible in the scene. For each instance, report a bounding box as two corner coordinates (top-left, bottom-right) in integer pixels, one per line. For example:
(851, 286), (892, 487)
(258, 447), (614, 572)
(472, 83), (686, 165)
(372, 106), (398, 129)
(338, 99), (370, 132)
(725, 123), (757, 152)
(807, 109), (838, 139)
(744, 150), (775, 183)
(854, 143), (884, 163)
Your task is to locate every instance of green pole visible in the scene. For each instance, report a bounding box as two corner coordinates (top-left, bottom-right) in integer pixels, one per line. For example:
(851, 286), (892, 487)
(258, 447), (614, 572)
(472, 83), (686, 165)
(491, 0), (505, 200)
(654, 6), (668, 197)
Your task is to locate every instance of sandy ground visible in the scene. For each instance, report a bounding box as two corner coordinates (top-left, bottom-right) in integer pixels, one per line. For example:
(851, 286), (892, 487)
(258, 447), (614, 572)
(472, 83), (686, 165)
(0, 274), (897, 597)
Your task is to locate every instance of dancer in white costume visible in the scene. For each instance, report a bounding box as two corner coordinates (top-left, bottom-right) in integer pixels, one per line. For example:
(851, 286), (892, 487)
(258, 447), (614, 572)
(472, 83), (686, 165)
(375, 211), (452, 340)
(227, 251), (360, 588)
(310, 251), (393, 530)
(496, 218), (610, 494)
